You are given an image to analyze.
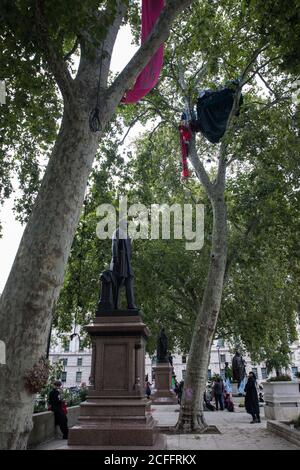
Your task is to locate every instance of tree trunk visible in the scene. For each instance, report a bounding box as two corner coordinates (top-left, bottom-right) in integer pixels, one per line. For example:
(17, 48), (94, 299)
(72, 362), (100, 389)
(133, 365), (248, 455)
(175, 193), (227, 432)
(0, 108), (103, 448)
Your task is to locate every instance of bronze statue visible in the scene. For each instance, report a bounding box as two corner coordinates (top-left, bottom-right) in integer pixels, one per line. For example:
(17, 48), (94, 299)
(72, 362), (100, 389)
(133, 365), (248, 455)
(157, 328), (168, 363)
(232, 351), (246, 387)
(97, 227), (137, 314)
(110, 227), (136, 309)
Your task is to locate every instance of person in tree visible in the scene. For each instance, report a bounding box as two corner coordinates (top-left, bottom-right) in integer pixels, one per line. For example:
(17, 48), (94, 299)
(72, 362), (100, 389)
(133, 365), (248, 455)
(244, 372), (261, 423)
(48, 380), (68, 439)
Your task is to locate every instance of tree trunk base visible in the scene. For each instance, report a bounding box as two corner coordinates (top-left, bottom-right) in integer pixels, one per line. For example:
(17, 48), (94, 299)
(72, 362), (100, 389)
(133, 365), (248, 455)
(0, 399), (34, 449)
(175, 406), (208, 433)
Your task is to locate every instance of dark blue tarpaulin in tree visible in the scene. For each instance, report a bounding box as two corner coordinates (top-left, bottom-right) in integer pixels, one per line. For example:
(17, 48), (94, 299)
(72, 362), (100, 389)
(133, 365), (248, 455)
(190, 87), (243, 144)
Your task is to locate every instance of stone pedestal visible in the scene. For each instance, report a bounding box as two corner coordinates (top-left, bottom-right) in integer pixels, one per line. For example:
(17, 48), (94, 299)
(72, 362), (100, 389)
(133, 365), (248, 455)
(68, 311), (159, 447)
(152, 363), (177, 405)
(263, 381), (300, 421)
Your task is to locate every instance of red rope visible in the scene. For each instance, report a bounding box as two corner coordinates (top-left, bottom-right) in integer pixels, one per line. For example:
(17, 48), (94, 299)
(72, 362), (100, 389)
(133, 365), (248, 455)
(179, 124), (192, 178)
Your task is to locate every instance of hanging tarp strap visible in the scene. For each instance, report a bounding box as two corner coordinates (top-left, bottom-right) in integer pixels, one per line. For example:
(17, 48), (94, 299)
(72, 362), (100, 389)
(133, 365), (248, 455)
(122, 0), (164, 103)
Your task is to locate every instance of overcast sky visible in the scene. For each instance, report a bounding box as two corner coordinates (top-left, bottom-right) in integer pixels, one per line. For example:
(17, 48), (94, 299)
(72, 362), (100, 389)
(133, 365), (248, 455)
(0, 25), (139, 292)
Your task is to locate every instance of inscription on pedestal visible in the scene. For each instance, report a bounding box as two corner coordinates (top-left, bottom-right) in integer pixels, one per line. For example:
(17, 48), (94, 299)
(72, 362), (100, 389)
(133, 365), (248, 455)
(102, 343), (128, 390)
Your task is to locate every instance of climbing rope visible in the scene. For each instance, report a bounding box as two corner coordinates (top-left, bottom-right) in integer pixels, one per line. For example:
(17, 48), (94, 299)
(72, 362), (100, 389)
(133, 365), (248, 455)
(89, 44), (104, 133)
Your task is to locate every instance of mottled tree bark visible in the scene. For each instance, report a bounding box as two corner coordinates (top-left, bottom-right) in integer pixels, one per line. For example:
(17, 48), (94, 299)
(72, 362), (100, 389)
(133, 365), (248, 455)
(175, 134), (228, 432)
(176, 191), (227, 431)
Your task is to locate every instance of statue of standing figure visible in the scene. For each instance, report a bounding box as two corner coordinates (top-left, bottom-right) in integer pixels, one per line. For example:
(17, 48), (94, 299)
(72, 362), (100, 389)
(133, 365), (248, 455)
(232, 351), (246, 389)
(156, 328), (168, 363)
(97, 226), (137, 313)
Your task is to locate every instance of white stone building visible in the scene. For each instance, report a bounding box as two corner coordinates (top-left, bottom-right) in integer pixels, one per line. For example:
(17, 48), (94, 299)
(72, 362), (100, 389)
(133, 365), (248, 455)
(49, 332), (91, 388)
(49, 324), (300, 388)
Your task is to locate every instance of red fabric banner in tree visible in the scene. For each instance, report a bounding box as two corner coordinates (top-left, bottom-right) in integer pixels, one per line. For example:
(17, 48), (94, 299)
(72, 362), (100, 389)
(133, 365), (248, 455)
(179, 124), (192, 178)
(122, 0), (164, 103)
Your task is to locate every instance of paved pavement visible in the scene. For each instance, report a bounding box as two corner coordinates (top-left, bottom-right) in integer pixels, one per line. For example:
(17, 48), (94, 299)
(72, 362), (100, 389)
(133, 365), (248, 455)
(152, 405), (299, 450)
(34, 402), (299, 450)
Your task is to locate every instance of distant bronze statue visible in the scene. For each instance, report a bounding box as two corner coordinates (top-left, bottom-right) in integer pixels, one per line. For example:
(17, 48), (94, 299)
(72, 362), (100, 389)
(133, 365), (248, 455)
(232, 351), (246, 387)
(97, 227), (137, 314)
(168, 352), (173, 368)
(157, 328), (168, 363)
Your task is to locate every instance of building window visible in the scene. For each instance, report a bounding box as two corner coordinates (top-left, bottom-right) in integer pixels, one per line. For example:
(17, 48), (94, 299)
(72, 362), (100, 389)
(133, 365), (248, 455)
(220, 354), (226, 363)
(292, 366), (298, 378)
(217, 338), (224, 347)
(62, 358), (68, 367)
(251, 367), (258, 378)
(79, 340), (84, 352)
(261, 368), (267, 379)
(77, 358), (83, 367)
(76, 371), (82, 383)
(64, 342), (70, 352)
(182, 356), (187, 364)
(61, 371), (67, 382)
(207, 369), (212, 380)
(182, 370), (186, 380)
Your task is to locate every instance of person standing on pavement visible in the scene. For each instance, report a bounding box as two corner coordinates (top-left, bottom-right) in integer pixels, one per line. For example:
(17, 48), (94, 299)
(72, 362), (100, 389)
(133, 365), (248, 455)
(244, 371), (260, 423)
(212, 377), (224, 411)
(48, 380), (69, 439)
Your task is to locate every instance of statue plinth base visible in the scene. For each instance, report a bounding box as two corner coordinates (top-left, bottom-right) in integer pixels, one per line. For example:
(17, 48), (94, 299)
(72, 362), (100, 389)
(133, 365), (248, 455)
(152, 363), (178, 405)
(68, 312), (163, 447)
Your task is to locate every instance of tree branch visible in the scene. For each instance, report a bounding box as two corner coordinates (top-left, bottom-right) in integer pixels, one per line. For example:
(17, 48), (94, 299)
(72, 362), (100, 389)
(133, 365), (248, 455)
(188, 134), (214, 200)
(257, 71), (277, 97)
(217, 44), (270, 187)
(243, 54), (281, 87)
(63, 38), (80, 62)
(119, 109), (150, 145)
(34, 0), (74, 105)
